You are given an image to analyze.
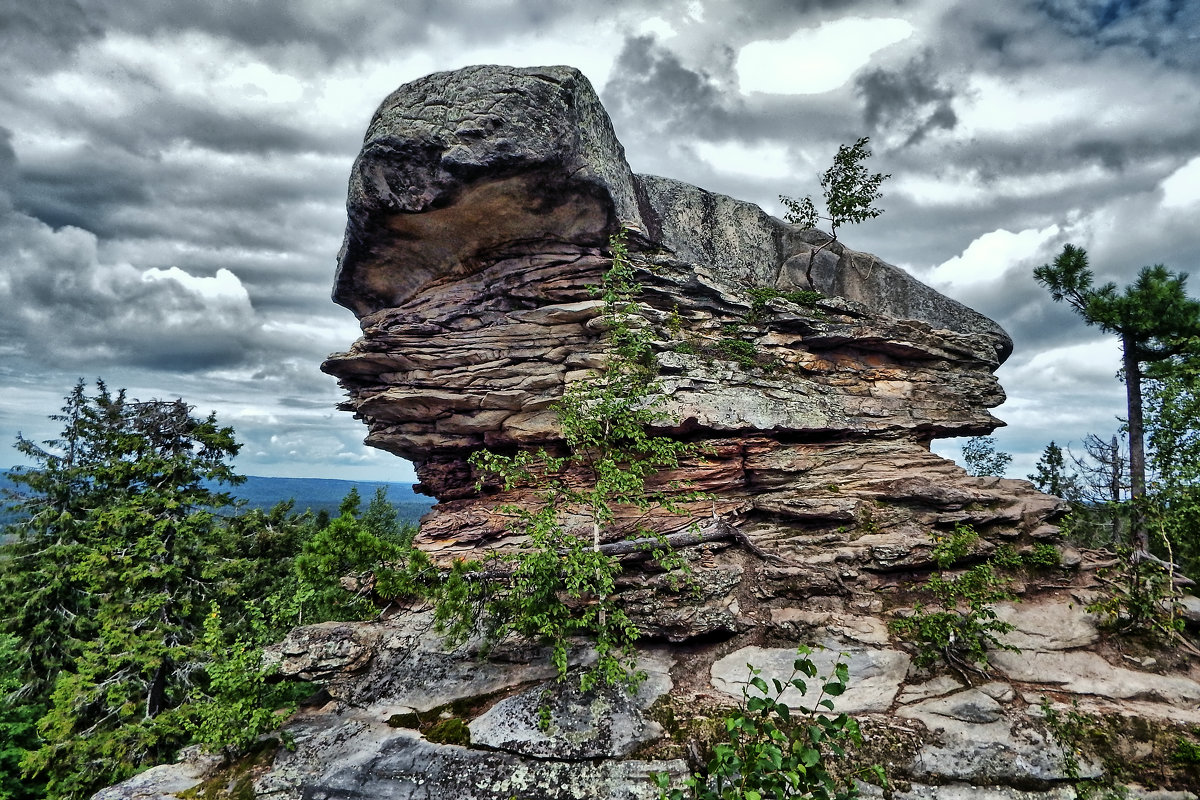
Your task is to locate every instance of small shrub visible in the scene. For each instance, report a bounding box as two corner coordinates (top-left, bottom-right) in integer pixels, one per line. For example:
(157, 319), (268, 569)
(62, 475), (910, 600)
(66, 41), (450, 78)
(890, 526), (1017, 673)
(716, 338), (759, 369)
(745, 287), (824, 321)
(666, 304), (685, 335)
(1086, 546), (1185, 641)
(1025, 543), (1062, 570)
(1173, 734), (1200, 764)
(652, 646), (884, 800)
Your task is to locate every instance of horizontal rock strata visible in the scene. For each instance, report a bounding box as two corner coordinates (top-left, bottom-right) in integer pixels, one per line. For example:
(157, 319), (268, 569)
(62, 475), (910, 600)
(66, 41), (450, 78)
(97, 65), (1200, 800)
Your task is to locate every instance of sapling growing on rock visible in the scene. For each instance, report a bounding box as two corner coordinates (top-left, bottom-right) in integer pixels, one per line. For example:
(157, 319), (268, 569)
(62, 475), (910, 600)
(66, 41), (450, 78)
(780, 136), (890, 287)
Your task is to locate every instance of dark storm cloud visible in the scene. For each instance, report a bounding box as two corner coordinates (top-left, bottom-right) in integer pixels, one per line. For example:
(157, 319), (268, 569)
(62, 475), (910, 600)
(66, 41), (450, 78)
(85, 0), (630, 66)
(0, 0), (100, 64)
(0, 204), (343, 375)
(15, 147), (152, 235)
(0, 0), (1197, 480)
(856, 52), (958, 146)
(0, 126), (14, 185)
(603, 35), (740, 139)
(1033, 0), (1200, 65)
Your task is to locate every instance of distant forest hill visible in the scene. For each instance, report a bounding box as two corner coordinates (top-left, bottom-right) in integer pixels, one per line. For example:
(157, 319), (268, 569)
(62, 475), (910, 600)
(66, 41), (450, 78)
(0, 473), (435, 528)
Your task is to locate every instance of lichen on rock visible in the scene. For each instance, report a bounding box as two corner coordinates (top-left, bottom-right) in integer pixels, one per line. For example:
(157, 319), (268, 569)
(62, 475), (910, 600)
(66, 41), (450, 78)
(96, 64), (1200, 800)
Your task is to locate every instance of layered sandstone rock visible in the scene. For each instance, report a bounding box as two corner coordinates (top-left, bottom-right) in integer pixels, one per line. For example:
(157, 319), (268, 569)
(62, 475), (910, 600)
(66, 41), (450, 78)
(97, 66), (1200, 800)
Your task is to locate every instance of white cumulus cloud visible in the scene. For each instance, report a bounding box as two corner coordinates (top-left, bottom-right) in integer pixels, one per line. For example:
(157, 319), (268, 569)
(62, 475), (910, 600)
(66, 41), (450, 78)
(736, 17), (914, 95)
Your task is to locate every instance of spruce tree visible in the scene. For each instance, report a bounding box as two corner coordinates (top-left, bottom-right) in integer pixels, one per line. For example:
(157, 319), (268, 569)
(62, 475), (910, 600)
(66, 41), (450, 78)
(1, 381), (243, 800)
(1028, 441), (1078, 499)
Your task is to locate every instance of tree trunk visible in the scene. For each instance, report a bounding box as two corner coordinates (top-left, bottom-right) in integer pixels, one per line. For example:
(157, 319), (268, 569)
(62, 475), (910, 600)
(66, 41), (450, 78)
(1122, 333), (1148, 551)
(1109, 435), (1122, 545)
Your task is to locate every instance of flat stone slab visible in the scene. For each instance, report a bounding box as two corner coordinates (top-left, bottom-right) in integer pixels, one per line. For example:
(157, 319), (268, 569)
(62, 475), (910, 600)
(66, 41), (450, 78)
(468, 649), (673, 759)
(894, 785), (1076, 800)
(991, 649), (1200, 706)
(994, 599), (1100, 652)
(90, 752), (222, 800)
(898, 687), (1005, 725)
(710, 645), (909, 714)
(281, 726), (683, 800)
(896, 675), (967, 705)
(905, 717), (1082, 784)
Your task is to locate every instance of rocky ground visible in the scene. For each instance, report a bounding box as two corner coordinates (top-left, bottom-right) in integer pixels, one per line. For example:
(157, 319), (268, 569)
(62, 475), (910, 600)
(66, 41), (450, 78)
(96, 65), (1200, 800)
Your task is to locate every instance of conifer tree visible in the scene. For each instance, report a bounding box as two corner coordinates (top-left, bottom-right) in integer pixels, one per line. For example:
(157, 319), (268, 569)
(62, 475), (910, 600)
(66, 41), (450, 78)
(1028, 441), (1078, 499)
(1, 381), (243, 800)
(1035, 244), (1200, 550)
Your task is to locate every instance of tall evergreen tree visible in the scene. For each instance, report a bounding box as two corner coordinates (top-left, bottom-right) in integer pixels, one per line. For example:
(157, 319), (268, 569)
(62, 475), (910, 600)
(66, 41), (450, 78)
(1035, 244), (1200, 550)
(1, 381), (243, 800)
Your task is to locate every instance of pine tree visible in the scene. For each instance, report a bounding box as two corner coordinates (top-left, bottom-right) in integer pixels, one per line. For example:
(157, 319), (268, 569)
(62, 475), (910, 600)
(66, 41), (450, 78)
(1035, 244), (1200, 550)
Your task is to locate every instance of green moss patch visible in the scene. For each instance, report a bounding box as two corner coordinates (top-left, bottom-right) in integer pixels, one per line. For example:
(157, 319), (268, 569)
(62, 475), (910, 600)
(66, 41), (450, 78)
(425, 717), (471, 746)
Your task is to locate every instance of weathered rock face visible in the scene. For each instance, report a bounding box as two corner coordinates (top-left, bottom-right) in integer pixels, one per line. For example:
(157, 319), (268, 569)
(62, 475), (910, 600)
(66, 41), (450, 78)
(97, 66), (1200, 800)
(322, 65), (1028, 568)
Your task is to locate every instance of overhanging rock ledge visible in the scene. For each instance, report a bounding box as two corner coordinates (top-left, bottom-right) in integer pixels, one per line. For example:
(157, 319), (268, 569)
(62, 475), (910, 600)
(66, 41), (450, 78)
(96, 64), (1200, 800)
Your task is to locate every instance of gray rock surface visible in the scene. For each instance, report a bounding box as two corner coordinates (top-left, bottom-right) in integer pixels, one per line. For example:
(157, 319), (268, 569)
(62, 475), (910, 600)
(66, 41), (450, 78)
(893, 786), (1076, 800)
(96, 64), (1200, 800)
(994, 599), (1100, 652)
(990, 649), (1200, 708)
(711, 645), (910, 714)
(468, 650), (673, 759)
(90, 751), (221, 800)
(334, 65), (642, 316)
(274, 727), (680, 800)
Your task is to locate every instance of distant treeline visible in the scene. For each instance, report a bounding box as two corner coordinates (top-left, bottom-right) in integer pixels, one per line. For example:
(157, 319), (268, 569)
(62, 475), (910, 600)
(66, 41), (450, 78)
(0, 472), (434, 528)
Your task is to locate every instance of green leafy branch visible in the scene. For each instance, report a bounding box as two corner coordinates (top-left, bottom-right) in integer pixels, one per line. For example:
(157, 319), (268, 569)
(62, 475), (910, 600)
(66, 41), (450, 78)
(889, 525), (1017, 678)
(653, 646), (885, 800)
(780, 137), (890, 287)
(428, 229), (706, 693)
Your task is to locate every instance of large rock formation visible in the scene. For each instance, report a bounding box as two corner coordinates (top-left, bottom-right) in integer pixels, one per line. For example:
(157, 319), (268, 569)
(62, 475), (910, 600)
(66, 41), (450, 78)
(98, 66), (1200, 800)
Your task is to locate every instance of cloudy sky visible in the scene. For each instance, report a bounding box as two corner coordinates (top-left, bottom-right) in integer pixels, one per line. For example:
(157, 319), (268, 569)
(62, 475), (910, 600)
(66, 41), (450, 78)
(1, 1), (1198, 484)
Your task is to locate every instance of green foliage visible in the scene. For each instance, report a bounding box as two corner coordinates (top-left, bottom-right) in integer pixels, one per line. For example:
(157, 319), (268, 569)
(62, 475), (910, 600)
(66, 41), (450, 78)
(0, 381), (342, 798)
(1174, 734), (1200, 764)
(1085, 539), (1186, 642)
(667, 304), (686, 335)
(1040, 697), (1132, 800)
(292, 487), (413, 623)
(780, 137), (890, 286)
(716, 338), (760, 369)
(890, 526), (1017, 673)
(1035, 244), (1200, 550)
(1144, 356), (1200, 580)
(745, 287), (824, 322)
(1029, 441), (1080, 499)
(1041, 697), (1091, 784)
(430, 230), (701, 693)
(652, 646), (885, 800)
(930, 525), (980, 568)
(1025, 543), (1063, 570)
(0, 634), (43, 800)
(188, 603), (302, 757)
(961, 436), (1012, 478)
(424, 717), (470, 746)
(0, 382), (247, 799)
